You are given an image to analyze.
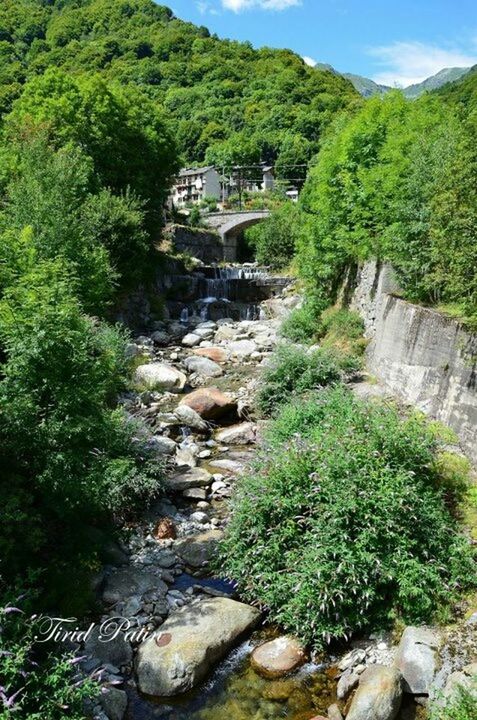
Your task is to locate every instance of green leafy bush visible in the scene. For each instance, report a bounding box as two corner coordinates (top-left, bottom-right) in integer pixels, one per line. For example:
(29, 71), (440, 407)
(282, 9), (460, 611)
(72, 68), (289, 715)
(245, 202), (302, 269)
(0, 587), (97, 719)
(257, 343), (361, 415)
(220, 388), (475, 648)
(280, 296), (327, 344)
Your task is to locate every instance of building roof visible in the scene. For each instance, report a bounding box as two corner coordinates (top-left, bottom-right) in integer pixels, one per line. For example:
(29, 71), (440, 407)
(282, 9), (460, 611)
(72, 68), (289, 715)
(177, 166), (215, 178)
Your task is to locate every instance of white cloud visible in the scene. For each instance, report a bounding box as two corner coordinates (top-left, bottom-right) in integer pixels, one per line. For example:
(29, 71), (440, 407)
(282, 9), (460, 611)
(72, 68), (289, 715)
(303, 56), (317, 67)
(222, 0), (301, 12)
(196, 1), (219, 13)
(368, 41), (477, 88)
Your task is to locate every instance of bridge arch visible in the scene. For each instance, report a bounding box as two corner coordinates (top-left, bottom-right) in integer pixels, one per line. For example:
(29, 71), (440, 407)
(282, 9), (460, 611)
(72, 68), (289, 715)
(204, 210), (270, 261)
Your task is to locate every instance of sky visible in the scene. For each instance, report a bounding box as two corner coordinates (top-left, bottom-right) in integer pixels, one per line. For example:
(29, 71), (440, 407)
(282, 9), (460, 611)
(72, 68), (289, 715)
(165, 0), (477, 87)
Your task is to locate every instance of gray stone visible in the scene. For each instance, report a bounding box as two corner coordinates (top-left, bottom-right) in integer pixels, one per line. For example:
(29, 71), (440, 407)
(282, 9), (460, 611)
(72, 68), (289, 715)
(85, 626), (133, 667)
(100, 687), (127, 720)
(102, 567), (168, 605)
(182, 333), (201, 348)
(229, 339), (258, 358)
(165, 467), (212, 492)
(183, 356), (223, 378)
(208, 458), (244, 475)
(182, 487), (208, 501)
(134, 363), (187, 392)
(346, 665), (403, 720)
(215, 422), (255, 445)
(136, 598), (260, 696)
(190, 511), (209, 525)
(151, 331), (170, 346)
(149, 435), (177, 456)
(174, 405), (208, 432)
(328, 704), (344, 720)
(174, 530), (224, 568)
(439, 663), (477, 704)
(337, 668), (360, 700)
(394, 627), (442, 695)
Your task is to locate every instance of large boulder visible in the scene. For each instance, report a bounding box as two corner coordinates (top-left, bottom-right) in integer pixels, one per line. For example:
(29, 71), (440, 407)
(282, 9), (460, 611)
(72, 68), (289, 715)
(85, 626), (133, 667)
(229, 340), (257, 359)
(165, 467), (212, 492)
(102, 567), (168, 606)
(215, 422), (256, 445)
(180, 388), (237, 420)
(174, 529), (223, 568)
(193, 347), (229, 363)
(148, 435), (177, 456)
(183, 356), (223, 378)
(346, 665), (403, 720)
(135, 363), (186, 392)
(174, 404), (208, 432)
(394, 627), (442, 695)
(251, 636), (307, 679)
(100, 687), (128, 720)
(136, 598), (260, 696)
(182, 333), (201, 348)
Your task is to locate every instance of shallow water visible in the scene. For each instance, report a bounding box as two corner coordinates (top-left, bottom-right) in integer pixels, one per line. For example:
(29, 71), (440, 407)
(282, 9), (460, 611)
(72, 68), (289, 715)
(126, 636), (337, 720)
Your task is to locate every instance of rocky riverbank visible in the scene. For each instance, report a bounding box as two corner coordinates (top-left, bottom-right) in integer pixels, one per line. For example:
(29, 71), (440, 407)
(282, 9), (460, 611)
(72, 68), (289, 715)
(74, 285), (476, 720)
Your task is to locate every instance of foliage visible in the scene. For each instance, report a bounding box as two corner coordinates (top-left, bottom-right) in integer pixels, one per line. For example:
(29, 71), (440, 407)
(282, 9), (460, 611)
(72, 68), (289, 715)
(0, 0), (358, 168)
(319, 307), (366, 356)
(297, 89), (477, 321)
(280, 296), (327, 344)
(429, 681), (477, 720)
(245, 201), (301, 269)
(220, 388), (476, 648)
(0, 587), (97, 719)
(256, 343), (360, 415)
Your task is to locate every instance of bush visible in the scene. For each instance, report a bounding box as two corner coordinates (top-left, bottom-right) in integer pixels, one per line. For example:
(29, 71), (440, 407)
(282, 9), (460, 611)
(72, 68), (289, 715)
(430, 681), (477, 720)
(257, 343), (361, 415)
(280, 299), (325, 344)
(219, 388), (475, 648)
(245, 202), (301, 269)
(0, 587), (97, 719)
(320, 307), (366, 356)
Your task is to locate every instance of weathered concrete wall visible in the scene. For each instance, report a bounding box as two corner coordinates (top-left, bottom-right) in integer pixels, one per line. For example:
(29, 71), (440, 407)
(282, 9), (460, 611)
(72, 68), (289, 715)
(350, 261), (477, 462)
(166, 224), (223, 263)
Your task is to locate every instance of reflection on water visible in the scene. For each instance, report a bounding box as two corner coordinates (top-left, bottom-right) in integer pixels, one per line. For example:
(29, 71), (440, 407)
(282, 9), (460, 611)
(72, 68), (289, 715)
(127, 639), (337, 720)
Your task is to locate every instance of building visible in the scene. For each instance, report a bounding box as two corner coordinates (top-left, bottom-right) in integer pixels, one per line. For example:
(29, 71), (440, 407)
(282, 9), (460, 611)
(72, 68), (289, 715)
(171, 166), (222, 207)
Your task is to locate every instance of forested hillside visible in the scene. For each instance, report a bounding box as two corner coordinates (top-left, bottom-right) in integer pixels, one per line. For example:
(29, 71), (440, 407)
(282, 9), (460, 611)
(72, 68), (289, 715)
(0, 0), (358, 173)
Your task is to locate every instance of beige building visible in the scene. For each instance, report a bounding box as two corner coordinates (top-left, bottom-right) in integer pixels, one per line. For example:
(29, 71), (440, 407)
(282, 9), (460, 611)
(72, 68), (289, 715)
(171, 166), (222, 207)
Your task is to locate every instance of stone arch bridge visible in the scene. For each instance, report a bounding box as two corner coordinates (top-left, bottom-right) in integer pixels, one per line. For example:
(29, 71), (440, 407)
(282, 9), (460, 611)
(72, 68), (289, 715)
(203, 210), (270, 261)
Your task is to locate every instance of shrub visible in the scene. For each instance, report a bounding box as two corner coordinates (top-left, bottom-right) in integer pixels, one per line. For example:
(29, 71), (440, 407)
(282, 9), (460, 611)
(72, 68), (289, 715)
(429, 681), (477, 720)
(219, 388), (475, 648)
(280, 300), (324, 344)
(0, 587), (97, 719)
(320, 307), (366, 356)
(245, 202), (301, 269)
(256, 343), (361, 415)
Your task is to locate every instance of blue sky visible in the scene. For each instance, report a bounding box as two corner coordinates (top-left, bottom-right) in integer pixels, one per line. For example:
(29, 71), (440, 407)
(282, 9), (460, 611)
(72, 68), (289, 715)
(165, 0), (477, 87)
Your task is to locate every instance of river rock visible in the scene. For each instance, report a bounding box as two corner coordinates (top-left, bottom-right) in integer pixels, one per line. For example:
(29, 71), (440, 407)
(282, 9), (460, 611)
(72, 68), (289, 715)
(208, 458), (244, 475)
(215, 422), (256, 445)
(214, 324), (237, 341)
(251, 636), (307, 679)
(135, 363), (187, 392)
(182, 333), (201, 347)
(229, 340), (258, 358)
(151, 330), (170, 347)
(100, 687), (127, 720)
(180, 388), (237, 420)
(337, 668), (360, 700)
(440, 662), (477, 704)
(394, 627), (442, 695)
(327, 704), (343, 720)
(149, 435), (177, 456)
(174, 529), (223, 568)
(165, 467), (212, 492)
(193, 347), (229, 363)
(183, 356), (223, 378)
(136, 597), (260, 696)
(85, 626), (133, 667)
(153, 517), (177, 540)
(102, 567), (168, 605)
(174, 405), (208, 431)
(346, 665), (403, 720)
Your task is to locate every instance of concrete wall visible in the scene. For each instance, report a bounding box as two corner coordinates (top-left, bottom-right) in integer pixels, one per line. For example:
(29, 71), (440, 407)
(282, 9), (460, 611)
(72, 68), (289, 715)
(350, 261), (477, 462)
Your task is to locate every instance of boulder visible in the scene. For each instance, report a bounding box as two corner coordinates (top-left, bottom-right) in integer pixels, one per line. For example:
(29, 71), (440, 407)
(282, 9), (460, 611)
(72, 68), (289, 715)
(337, 668), (360, 700)
(174, 405), (208, 431)
(174, 529), (223, 568)
(151, 330), (170, 347)
(136, 597), (260, 696)
(251, 636), (307, 679)
(394, 627), (442, 695)
(215, 422), (256, 445)
(214, 325), (237, 342)
(327, 704), (343, 720)
(208, 458), (244, 475)
(183, 356), (223, 378)
(102, 567), (168, 606)
(182, 333), (201, 348)
(346, 665), (403, 720)
(100, 687), (128, 720)
(193, 347), (229, 363)
(149, 436), (177, 456)
(229, 340), (258, 359)
(165, 467), (212, 492)
(180, 388), (237, 420)
(85, 626), (133, 667)
(134, 363), (186, 392)
(439, 662), (477, 704)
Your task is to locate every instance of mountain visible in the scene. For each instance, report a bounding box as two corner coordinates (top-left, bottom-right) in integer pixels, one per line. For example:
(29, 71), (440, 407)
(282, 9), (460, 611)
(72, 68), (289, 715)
(436, 64), (477, 107)
(312, 62), (472, 99)
(403, 67), (471, 98)
(0, 0), (358, 171)
(342, 73), (390, 97)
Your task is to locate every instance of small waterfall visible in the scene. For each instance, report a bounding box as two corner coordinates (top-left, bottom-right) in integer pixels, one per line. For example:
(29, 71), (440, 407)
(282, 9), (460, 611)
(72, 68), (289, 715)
(180, 307), (189, 324)
(202, 266), (267, 303)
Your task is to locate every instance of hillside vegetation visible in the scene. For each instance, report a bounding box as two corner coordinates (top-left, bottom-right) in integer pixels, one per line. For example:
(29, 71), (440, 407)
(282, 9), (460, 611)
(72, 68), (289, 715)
(0, 0), (358, 176)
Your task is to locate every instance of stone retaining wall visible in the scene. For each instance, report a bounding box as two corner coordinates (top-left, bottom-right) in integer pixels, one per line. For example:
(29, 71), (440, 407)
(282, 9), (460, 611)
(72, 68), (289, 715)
(350, 261), (477, 462)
